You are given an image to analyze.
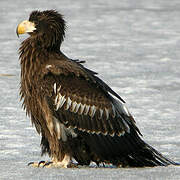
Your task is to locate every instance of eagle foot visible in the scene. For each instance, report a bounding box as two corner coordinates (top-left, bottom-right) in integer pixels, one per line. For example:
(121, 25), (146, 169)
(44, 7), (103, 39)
(28, 160), (86, 168)
(28, 155), (78, 168)
(42, 161), (79, 168)
(27, 161), (67, 168)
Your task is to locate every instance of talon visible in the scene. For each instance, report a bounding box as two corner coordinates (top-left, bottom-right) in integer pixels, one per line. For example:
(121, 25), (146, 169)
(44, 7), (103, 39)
(38, 161), (46, 167)
(43, 161), (53, 168)
(28, 162), (34, 166)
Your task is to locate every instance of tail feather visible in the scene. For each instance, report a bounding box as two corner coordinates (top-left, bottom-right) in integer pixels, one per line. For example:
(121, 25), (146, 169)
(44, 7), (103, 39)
(40, 127), (179, 167)
(123, 142), (179, 167)
(146, 144), (180, 166)
(75, 130), (180, 167)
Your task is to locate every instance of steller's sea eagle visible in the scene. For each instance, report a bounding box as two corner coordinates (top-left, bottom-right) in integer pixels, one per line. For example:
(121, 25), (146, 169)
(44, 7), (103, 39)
(16, 10), (179, 168)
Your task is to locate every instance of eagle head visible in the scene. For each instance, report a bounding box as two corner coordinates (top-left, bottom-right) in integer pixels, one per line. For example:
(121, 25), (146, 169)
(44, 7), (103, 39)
(16, 10), (66, 49)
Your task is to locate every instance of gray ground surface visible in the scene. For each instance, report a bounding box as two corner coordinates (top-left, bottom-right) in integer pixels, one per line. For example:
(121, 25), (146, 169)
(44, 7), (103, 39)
(0, 0), (180, 179)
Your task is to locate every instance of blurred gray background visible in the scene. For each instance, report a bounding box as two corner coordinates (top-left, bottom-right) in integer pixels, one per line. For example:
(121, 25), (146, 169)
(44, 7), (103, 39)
(0, 0), (180, 179)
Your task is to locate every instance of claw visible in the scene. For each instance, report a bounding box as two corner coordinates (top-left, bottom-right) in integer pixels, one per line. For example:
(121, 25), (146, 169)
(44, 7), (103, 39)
(43, 161), (53, 168)
(38, 161), (46, 167)
(27, 162), (35, 166)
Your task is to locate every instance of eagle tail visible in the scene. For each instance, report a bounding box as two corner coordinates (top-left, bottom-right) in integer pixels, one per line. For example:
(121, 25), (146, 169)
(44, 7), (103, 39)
(122, 142), (180, 167)
(76, 131), (180, 167)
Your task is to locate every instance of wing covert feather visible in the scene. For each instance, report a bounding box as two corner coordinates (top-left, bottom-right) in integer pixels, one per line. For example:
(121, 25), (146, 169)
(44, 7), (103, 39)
(41, 59), (140, 136)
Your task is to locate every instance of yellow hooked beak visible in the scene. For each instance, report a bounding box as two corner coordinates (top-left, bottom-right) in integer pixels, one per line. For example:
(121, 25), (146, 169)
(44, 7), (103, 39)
(16, 20), (36, 37)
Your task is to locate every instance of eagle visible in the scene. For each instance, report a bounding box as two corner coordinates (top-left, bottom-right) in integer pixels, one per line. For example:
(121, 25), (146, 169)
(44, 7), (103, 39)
(16, 10), (178, 168)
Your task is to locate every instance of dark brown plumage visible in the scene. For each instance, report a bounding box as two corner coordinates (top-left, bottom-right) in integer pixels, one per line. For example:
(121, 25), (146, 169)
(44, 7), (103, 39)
(17, 10), (178, 168)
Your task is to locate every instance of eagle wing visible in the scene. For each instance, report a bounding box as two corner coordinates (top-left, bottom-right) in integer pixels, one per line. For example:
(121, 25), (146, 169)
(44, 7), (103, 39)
(38, 58), (176, 167)
(41, 58), (141, 137)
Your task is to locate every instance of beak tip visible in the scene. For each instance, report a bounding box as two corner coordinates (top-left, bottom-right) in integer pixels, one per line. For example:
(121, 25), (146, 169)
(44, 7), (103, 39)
(16, 26), (19, 38)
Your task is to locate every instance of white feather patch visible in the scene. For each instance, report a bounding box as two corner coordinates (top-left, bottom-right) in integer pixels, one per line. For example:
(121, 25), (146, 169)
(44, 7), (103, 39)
(55, 94), (60, 110)
(118, 101), (130, 116)
(54, 117), (61, 139)
(123, 104), (130, 116)
(60, 124), (68, 142)
(49, 121), (54, 136)
(89, 105), (96, 117)
(65, 97), (72, 110)
(54, 83), (57, 94)
(79, 104), (85, 114)
(74, 102), (81, 113)
(99, 109), (103, 118)
(57, 85), (61, 93)
(71, 101), (77, 112)
(46, 64), (52, 69)
(56, 94), (66, 110)
(59, 95), (66, 108)
(55, 94), (58, 105)
(105, 108), (109, 120)
(66, 127), (77, 138)
(53, 117), (77, 141)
